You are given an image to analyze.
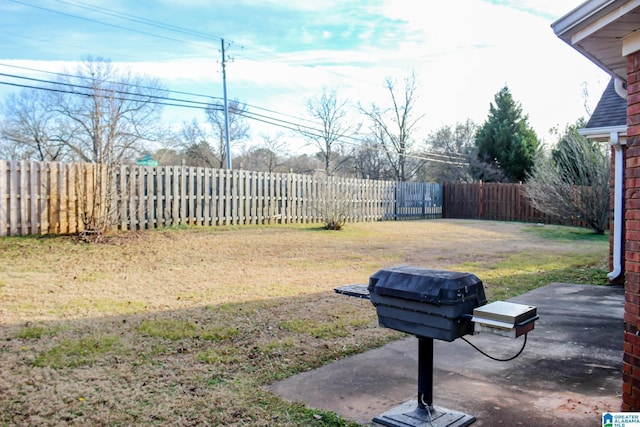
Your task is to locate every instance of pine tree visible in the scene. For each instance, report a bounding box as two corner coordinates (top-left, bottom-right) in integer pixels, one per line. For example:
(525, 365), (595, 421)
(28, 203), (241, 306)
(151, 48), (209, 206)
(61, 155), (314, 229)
(475, 86), (540, 182)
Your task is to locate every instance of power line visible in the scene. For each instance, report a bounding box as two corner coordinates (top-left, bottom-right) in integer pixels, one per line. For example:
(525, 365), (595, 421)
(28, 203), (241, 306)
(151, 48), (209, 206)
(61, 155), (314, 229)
(0, 62), (343, 132)
(7, 0), (217, 52)
(7, 0), (386, 92)
(0, 62), (219, 103)
(2, 1), (462, 146)
(0, 75), (469, 166)
(56, 0), (225, 42)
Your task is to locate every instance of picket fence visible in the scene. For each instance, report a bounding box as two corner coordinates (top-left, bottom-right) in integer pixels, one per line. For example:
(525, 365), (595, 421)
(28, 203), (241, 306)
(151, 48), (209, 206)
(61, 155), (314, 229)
(0, 161), (443, 236)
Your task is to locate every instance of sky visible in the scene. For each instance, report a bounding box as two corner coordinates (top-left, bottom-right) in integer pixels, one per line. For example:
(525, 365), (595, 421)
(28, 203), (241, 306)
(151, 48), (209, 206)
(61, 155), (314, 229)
(0, 0), (612, 154)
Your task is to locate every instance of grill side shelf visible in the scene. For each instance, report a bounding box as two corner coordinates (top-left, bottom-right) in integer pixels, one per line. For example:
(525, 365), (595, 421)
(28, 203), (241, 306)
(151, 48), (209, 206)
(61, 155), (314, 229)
(334, 284), (370, 300)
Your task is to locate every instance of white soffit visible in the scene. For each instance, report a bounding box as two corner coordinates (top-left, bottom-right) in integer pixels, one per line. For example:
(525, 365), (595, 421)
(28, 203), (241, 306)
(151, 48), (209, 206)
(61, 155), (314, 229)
(572, 0), (640, 44)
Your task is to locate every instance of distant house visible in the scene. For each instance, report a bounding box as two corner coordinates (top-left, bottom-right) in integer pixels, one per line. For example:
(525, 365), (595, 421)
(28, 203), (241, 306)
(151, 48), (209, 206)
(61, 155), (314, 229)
(553, 0), (640, 411)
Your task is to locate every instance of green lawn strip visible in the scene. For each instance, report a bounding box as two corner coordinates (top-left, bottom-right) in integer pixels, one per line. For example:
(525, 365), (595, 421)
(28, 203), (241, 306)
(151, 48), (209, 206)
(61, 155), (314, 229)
(521, 224), (610, 242)
(450, 250), (609, 301)
(33, 335), (121, 369)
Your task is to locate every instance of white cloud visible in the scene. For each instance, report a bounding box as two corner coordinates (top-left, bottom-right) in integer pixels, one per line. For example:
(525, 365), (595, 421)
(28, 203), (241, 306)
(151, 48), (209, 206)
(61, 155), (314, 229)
(0, 0), (611, 148)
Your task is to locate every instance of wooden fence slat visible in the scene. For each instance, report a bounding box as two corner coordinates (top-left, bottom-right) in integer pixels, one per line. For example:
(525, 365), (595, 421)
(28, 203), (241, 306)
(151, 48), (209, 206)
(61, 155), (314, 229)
(0, 161), (6, 236)
(170, 167), (177, 227)
(20, 160), (30, 235)
(30, 162), (39, 235)
(119, 166), (127, 230)
(156, 167), (164, 228)
(9, 161), (18, 236)
(237, 170), (244, 225)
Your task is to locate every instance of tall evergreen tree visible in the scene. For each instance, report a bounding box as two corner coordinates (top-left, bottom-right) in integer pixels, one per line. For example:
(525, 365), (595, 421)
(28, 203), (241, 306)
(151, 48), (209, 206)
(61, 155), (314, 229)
(475, 86), (540, 182)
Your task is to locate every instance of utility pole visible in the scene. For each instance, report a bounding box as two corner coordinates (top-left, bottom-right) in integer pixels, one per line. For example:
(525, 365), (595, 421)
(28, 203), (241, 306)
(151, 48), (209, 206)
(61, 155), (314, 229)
(221, 38), (231, 169)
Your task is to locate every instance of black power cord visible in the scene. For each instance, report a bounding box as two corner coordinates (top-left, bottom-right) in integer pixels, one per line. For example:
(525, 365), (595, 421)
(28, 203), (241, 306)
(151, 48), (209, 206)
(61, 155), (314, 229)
(460, 333), (528, 362)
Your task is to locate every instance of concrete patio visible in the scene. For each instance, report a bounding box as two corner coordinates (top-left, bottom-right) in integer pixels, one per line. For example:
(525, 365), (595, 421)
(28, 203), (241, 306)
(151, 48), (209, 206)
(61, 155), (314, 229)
(269, 283), (623, 426)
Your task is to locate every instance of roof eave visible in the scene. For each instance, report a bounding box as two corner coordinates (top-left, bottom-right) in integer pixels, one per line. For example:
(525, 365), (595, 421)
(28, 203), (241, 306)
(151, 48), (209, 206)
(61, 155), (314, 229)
(579, 125), (628, 142)
(551, 0), (621, 39)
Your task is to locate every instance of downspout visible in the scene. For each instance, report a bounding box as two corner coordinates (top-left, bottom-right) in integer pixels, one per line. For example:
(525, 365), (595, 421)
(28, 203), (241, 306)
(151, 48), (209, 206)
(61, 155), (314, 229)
(609, 131), (623, 281)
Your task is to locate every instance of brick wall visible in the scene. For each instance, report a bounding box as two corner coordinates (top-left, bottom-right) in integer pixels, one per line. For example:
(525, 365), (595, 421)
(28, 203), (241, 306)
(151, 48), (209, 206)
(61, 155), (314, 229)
(623, 50), (640, 410)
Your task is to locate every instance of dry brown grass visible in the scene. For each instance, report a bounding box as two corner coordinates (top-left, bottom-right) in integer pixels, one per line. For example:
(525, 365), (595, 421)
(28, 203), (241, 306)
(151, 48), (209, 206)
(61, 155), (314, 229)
(0, 219), (608, 426)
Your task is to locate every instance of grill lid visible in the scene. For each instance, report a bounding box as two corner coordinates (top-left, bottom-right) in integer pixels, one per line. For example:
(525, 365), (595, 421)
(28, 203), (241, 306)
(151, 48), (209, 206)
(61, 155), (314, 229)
(368, 265), (485, 305)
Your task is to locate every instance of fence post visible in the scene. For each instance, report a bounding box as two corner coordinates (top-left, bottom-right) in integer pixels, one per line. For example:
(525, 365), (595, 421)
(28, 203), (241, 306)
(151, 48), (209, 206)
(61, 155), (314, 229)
(477, 180), (483, 219)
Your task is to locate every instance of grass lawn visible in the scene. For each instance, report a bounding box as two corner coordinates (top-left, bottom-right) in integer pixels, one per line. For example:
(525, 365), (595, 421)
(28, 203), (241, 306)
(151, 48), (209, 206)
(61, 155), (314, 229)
(0, 219), (609, 426)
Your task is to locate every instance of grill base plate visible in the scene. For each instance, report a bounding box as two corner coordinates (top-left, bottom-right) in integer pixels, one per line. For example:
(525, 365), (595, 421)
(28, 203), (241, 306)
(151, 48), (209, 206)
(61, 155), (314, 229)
(373, 400), (475, 427)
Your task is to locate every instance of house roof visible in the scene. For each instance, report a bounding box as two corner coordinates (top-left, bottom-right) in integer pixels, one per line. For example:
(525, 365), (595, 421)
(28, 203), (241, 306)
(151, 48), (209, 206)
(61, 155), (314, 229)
(586, 78), (627, 128)
(552, 0), (640, 83)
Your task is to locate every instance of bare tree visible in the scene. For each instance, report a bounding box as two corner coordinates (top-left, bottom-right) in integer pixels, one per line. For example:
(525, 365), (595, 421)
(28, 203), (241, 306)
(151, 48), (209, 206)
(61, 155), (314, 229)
(302, 87), (359, 176)
(523, 131), (610, 234)
(52, 57), (166, 165)
(206, 98), (249, 169)
(180, 118), (218, 167)
(425, 119), (477, 182)
(52, 58), (166, 237)
(0, 89), (66, 161)
(352, 139), (392, 180)
(282, 154), (322, 175)
(236, 133), (289, 172)
(315, 178), (358, 230)
(360, 72), (424, 181)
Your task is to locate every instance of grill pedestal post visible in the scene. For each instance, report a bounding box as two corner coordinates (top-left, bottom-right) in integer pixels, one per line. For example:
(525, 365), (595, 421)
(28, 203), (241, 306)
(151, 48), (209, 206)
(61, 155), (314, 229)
(372, 336), (476, 427)
(417, 337), (434, 411)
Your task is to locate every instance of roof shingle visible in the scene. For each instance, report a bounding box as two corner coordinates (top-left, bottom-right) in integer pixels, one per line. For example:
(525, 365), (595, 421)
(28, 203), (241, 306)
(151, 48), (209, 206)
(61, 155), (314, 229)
(585, 78), (627, 129)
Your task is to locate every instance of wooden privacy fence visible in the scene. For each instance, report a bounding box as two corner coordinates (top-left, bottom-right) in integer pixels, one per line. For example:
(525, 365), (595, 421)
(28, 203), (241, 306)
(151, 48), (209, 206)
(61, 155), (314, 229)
(0, 161), (444, 236)
(442, 181), (587, 227)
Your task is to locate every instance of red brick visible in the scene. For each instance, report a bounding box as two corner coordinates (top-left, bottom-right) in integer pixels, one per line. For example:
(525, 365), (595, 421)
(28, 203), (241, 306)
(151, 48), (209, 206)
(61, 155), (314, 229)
(627, 263), (640, 275)
(629, 126), (640, 137)
(630, 54), (640, 74)
(627, 340), (635, 354)
(627, 302), (640, 316)
(626, 168), (640, 179)
(629, 241), (640, 252)
(627, 332), (640, 350)
(628, 156), (640, 169)
(627, 293), (640, 305)
(626, 280), (640, 294)
(628, 252), (640, 264)
(629, 103), (640, 118)
(628, 294), (640, 306)
(623, 395), (640, 410)
(627, 191), (640, 202)
(630, 81), (640, 95)
(628, 178), (640, 189)
(629, 92), (640, 105)
(627, 230), (640, 242)
(625, 311), (639, 325)
(627, 190), (640, 200)
(626, 363), (635, 375)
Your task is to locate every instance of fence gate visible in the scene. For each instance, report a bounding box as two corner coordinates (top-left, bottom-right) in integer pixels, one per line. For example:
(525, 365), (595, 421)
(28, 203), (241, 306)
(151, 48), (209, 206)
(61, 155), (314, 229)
(394, 182), (443, 220)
